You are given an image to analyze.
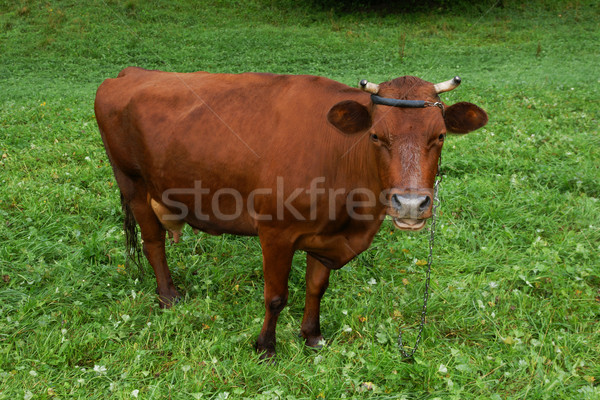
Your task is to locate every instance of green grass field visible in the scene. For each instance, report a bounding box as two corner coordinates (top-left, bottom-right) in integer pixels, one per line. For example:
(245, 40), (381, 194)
(1, 1), (599, 398)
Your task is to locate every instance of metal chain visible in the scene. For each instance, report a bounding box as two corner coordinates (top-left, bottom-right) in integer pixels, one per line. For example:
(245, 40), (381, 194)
(398, 154), (443, 359)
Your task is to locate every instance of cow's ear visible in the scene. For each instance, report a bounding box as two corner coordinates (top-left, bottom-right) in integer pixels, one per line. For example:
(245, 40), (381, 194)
(444, 102), (488, 134)
(327, 100), (372, 134)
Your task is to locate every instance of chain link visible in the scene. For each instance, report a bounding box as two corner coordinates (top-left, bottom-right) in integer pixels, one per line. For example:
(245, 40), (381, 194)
(398, 154), (443, 359)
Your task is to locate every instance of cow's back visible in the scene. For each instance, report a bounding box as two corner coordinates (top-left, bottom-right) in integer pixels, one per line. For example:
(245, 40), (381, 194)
(95, 68), (371, 190)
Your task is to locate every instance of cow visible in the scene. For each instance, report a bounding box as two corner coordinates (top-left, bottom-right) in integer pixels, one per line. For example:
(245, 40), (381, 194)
(94, 67), (488, 358)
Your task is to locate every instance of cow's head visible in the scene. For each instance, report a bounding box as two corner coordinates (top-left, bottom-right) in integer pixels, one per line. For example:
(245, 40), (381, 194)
(327, 76), (488, 231)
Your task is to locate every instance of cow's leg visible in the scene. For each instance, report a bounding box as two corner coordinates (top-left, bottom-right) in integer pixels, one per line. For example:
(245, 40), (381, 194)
(255, 239), (294, 359)
(134, 202), (181, 308)
(116, 172), (181, 308)
(300, 254), (331, 348)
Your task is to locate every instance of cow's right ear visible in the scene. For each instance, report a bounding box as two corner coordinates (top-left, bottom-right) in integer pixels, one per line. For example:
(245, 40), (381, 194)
(327, 100), (372, 134)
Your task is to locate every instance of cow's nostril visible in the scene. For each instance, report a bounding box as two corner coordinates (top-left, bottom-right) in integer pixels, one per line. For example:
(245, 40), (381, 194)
(391, 193), (402, 209)
(419, 196), (431, 211)
(390, 193), (431, 217)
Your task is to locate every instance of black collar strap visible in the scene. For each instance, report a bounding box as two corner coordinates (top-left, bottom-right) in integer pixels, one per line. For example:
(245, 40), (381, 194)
(371, 94), (444, 112)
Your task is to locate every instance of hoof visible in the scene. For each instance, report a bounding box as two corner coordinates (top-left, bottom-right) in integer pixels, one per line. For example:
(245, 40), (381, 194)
(300, 331), (326, 349)
(157, 289), (182, 309)
(254, 342), (276, 362)
(304, 335), (326, 350)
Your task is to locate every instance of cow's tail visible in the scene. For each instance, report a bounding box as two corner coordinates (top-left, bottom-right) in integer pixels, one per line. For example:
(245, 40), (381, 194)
(121, 192), (145, 279)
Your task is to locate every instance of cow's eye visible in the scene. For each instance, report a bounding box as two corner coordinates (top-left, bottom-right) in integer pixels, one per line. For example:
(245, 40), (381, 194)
(438, 134), (446, 141)
(370, 133), (379, 142)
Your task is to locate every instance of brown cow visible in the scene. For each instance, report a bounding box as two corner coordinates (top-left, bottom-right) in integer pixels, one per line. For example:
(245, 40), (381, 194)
(95, 67), (487, 358)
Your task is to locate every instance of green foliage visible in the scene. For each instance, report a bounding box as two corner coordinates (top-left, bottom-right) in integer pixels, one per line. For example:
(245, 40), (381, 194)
(0, 0), (599, 398)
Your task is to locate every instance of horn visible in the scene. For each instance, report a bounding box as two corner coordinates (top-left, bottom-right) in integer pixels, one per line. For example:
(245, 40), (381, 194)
(359, 79), (380, 94)
(434, 76), (461, 94)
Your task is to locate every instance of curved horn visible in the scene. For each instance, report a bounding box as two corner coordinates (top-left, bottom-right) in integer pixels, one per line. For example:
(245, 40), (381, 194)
(359, 79), (380, 94)
(434, 76), (461, 94)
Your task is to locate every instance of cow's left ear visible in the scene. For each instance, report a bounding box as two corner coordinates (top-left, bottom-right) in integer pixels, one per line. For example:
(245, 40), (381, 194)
(444, 102), (488, 134)
(327, 100), (372, 134)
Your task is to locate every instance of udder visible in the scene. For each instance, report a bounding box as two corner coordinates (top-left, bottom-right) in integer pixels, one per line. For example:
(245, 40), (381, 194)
(148, 196), (186, 243)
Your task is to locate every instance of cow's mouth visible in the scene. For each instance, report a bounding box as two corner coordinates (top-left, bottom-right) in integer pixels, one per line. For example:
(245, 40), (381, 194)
(392, 218), (426, 231)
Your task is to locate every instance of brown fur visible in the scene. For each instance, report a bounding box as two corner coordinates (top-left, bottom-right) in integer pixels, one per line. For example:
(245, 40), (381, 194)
(95, 68), (487, 358)
(444, 102), (489, 134)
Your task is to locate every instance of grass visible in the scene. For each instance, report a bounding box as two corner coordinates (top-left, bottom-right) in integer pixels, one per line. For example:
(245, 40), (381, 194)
(1, 0), (599, 398)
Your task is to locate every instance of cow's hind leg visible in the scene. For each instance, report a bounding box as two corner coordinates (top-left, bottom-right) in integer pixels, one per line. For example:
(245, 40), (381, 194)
(117, 172), (181, 308)
(255, 237), (294, 359)
(300, 254), (330, 348)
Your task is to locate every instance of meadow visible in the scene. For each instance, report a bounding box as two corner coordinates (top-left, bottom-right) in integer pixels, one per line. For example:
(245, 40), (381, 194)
(0, 0), (599, 398)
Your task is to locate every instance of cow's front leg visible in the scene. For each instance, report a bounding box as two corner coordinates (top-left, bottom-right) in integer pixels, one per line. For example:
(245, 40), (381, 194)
(300, 254), (330, 348)
(255, 239), (294, 359)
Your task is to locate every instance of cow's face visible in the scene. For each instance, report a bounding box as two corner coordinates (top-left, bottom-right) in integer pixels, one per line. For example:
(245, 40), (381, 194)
(327, 76), (488, 230)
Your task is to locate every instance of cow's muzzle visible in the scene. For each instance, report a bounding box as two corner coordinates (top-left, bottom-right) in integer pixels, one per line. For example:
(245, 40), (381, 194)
(388, 190), (433, 231)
